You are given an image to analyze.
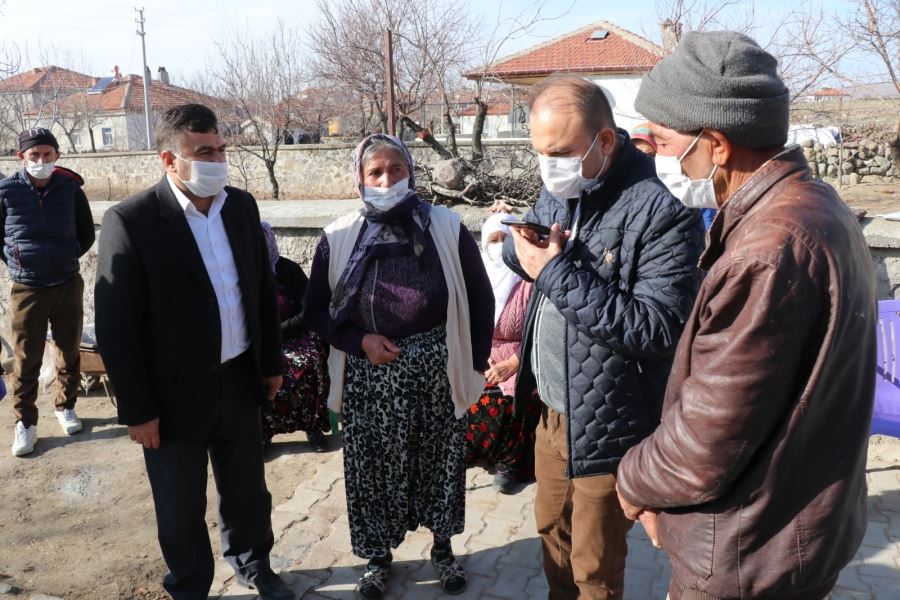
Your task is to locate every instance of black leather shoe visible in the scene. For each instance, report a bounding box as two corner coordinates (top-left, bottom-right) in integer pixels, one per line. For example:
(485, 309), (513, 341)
(236, 568), (295, 600)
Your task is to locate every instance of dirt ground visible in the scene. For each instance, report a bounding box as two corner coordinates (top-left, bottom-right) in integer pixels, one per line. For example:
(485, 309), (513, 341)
(0, 388), (334, 599)
(839, 182), (900, 215)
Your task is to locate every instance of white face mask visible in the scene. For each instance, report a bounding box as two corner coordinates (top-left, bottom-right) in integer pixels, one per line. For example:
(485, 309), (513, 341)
(363, 177), (411, 211)
(25, 161), (55, 180)
(539, 131), (606, 201)
(486, 241), (504, 263)
(654, 132), (719, 210)
(173, 154), (229, 198)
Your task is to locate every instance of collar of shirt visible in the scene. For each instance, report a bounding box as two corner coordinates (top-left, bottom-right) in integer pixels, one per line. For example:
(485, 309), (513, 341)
(166, 173), (228, 220)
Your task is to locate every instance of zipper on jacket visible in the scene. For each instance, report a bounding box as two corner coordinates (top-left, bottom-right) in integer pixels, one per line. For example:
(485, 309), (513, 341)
(532, 294), (546, 395)
(36, 194), (52, 277)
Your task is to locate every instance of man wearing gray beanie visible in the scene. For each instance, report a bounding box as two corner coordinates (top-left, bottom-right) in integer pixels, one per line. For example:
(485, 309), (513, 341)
(615, 31), (876, 600)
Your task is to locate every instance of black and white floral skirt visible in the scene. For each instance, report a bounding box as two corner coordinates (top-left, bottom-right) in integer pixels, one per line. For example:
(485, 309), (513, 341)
(342, 324), (466, 559)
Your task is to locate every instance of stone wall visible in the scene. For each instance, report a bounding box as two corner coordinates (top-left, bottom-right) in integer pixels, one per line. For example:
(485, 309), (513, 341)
(0, 201), (897, 342)
(0, 140), (533, 201)
(801, 138), (898, 185)
(2, 137), (894, 201)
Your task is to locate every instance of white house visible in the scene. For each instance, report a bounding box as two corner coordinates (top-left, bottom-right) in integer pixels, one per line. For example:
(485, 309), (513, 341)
(464, 21), (665, 135)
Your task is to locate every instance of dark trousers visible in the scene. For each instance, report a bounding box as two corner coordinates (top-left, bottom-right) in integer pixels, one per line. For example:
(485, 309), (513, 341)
(143, 352), (274, 600)
(9, 275), (84, 426)
(534, 408), (633, 600)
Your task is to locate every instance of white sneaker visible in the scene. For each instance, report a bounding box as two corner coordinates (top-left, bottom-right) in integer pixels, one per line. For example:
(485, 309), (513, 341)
(12, 421), (37, 456)
(55, 408), (83, 435)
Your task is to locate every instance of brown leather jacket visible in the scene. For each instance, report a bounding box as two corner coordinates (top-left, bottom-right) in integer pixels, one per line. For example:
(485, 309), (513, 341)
(617, 147), (876, 599)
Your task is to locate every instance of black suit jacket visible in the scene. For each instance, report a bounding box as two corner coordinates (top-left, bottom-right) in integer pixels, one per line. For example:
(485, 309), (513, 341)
(94, 176), (282, 441)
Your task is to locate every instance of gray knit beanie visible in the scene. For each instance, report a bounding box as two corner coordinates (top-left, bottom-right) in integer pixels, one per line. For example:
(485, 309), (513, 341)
(635, 31), (789, 149)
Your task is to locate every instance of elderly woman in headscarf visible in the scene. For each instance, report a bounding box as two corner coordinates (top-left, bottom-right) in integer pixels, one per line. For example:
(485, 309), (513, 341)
(465, 214), (540, 494)
(304, 134), (494, 599)
(259, 222), (330, 451)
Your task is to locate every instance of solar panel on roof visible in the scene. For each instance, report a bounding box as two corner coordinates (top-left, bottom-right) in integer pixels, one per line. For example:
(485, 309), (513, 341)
(88, 77), (114, 95)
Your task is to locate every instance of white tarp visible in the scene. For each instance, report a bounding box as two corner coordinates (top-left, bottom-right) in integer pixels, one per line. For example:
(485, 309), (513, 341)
(787, 124), (840, 146)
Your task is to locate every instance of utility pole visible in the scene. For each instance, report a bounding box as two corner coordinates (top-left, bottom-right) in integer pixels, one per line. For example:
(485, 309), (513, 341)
(135, 7), (153, 150)
(384, 29), (396, 136)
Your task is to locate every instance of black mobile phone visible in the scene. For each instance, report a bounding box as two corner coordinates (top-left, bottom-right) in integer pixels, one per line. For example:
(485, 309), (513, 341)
(500, 219), (552, 236)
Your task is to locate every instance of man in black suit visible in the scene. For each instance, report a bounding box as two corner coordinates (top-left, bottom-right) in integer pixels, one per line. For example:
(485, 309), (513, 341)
(95, 104), (294, 600)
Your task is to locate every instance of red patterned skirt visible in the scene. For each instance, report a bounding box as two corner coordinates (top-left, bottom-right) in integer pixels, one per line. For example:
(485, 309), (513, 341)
(465, 385), (541, 477)
(262, 332), (330, 442)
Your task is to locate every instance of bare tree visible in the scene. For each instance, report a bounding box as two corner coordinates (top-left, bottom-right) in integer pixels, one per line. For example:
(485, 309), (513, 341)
(308, 0), (470, 147)
(51, 88), (105, 153)
(466, 1), (573, 160)
(308, 0), (402, 135)
(654, 0), (759, 37)
(400, 0), (472, 157)
(0, 46), (95, 153)
(206, 21), (306, 199)
(846, 0), (900, 97)
(779, 0), (899, 126)
(651, 0), (848, 104)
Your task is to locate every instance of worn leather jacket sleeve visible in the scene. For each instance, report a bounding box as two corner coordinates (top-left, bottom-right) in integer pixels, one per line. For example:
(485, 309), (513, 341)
(617, 254), (822, 509)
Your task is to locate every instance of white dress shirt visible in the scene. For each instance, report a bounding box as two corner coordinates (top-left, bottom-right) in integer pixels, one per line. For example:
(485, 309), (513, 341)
(167, 174), (250, 363)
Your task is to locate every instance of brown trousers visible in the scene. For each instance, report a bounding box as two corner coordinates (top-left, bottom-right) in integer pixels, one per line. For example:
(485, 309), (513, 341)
(9, 275), (84, 426)
(534, 408), (633, 600)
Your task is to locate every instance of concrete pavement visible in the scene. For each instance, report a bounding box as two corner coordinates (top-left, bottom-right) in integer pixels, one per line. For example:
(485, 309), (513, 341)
(211, 435), (900, 600)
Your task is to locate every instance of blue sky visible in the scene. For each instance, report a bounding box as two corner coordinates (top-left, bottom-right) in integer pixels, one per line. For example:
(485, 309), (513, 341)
(0, 0), (853, 82)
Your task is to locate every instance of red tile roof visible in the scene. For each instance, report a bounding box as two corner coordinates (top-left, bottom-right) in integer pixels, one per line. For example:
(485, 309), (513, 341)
(53, 75), (222, 114)
(813, 87), (847, 97)
(466, 21), (663, 80)
(0, 66), (96, 92)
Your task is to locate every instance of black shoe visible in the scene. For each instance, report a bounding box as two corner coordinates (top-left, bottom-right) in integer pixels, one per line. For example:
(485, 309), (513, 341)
(307, 430), (328, 452)
(492, 470), (518, 495)
(357, 553), (392, 599)
(431, 542), (467, 595)
(235, 568), (295, 600)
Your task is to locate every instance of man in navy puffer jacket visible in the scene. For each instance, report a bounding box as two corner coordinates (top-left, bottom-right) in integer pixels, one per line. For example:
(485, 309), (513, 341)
(503, 74), (705, 599)
(0, 128), (94, 456)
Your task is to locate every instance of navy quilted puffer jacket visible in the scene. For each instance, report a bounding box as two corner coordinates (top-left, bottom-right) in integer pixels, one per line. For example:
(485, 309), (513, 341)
(503, 133), (705, 478)
(0, 167), (81, 286)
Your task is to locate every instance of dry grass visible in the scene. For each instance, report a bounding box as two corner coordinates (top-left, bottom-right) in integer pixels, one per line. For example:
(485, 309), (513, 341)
(791, 97), (900, 139)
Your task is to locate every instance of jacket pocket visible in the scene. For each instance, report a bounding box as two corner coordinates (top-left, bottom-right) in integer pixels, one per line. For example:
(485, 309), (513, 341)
(661, 511), (715, 581)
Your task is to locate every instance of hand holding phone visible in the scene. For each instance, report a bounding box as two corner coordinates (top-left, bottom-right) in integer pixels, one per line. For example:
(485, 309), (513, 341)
(500, 219), (552, 237)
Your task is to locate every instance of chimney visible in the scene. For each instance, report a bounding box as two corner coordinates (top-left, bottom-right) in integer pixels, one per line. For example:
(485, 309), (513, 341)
(157, 66), (170, 84)
(660, 20), (682, 52)
(113, 65), (122, 81)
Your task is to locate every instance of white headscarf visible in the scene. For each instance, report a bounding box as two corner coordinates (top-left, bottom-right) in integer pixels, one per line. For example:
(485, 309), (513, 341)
(481, 213), (522, 325)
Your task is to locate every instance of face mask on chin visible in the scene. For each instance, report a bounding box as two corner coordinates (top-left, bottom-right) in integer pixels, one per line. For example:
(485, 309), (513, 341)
(539, 131), (607, 201)
(25, 160), (55, 180)
(363, 177), (411, 212)
(654, 131), (719, 210)
(173, 154), (229, 198)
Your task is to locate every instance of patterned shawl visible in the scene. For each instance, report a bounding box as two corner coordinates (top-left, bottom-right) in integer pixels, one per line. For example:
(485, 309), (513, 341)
(328, 134), (432, 325)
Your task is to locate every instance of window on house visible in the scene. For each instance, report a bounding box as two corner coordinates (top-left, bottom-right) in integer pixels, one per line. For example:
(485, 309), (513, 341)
(101, 127), (114, 146)
(71, 131), (82, 147)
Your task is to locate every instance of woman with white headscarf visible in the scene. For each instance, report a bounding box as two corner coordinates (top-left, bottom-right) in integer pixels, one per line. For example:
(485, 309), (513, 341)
(465, 213), (540, 494)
